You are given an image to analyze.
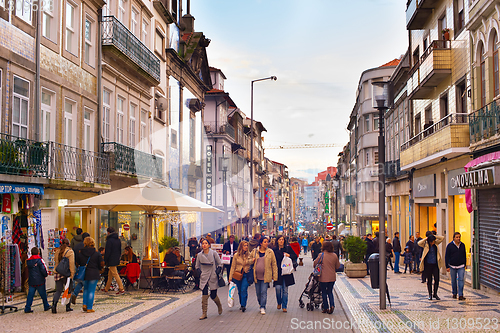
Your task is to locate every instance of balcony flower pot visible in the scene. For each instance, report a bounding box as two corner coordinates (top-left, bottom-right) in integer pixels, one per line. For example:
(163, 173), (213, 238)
(442, 28), (450, 41)
(0, 141), (23, 175)
(343, 235), (368, 278)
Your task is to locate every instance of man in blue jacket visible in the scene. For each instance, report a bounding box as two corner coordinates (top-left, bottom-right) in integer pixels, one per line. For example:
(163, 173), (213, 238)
(25, 247), (51, 313)
(301, 237), (309, 255)
(445, 232), (467, 300)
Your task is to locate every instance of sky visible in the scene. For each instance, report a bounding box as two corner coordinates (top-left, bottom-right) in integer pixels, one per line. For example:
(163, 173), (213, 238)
(191, 0), (408, 183)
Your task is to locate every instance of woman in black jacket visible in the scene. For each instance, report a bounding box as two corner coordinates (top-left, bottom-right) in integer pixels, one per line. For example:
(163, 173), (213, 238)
(273, 235), (297, 313)
(77, 237), (103, 313)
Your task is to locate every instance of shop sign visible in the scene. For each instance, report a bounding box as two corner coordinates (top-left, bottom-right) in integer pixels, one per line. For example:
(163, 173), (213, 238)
(448, 169), (466, 196)
(414, 174), (435, 198)
(206, 145), (212, 205)
(456, 167), (495, 189)
(0, 183), (44, 195)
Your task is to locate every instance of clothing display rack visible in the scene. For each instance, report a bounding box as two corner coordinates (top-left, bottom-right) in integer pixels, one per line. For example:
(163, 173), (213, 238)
(0, 244), (19, 313)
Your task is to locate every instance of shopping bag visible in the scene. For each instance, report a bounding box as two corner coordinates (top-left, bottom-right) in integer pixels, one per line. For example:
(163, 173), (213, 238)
(281, 256), (293, 275)
(61, 278), (72, 306)
(221, 254), (231, 265)
(228, 281), (236, 308)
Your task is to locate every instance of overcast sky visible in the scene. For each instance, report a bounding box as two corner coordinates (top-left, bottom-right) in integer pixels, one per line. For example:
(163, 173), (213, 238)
(191, 0), (408, 182)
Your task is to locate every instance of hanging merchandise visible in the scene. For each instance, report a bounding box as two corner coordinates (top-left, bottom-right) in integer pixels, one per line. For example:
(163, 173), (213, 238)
(0, 244), (20, 313)
(11, 217), (22, 247)
(2, 194), (11, 214)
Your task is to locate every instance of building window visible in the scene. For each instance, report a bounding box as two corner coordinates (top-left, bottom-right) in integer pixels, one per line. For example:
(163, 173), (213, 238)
(374, 151), (379, 164)
(84, 18), (94, 67)
(171, 128), (177, 149)
(155, 29), (165, 57)
(190, 116), (195, 161)
(480, 44), (486, 108)
(142, 19), (149, 48)
(455, 0), (465, 32)
(16, 0), (32, 24)
(366, 152), (369, 166)
(365, 115), (370, 133)
(118, 0), (125, 23)
(66, 2), (77, 54)
(140, 109), (148, 151)
(131, 7), (139, 36)
(84, 108), (93, 151)
(42, 0), (55, 41)
(415, 112), (421, 134)
(103, 90), (111, 142)
(117, 97), (125, 144)
(64, 99), (76, 146)
(12, 77), (29, 139)
(41, 89), (55, 142)
(373, 115), (379, 131)
(456, 80), (467, 115)
(129, 103), (136, 148)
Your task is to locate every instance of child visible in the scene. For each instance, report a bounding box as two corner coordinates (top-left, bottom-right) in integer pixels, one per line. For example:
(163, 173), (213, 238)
(25, 247), (51, 313)
(403, 246), (413, 274)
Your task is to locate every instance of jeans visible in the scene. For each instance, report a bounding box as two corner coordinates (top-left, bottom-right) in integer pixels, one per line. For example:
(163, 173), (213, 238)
(255, 280), (269, 310)
(233, 273), (249, 307)
(73, 280), (84, 297)
(105, 266), (124, 291)
(25, 284), (51, 312)
(82, 280), (98, 310)
(414, 252), (421, 272)
(404, 263), (412, 273)
(303, 245), (308, 254)
(450, 266), (465, 297)
(320, 281), (335, 310)
(275, 280), (288, 309)
(394, 252), (400, 272)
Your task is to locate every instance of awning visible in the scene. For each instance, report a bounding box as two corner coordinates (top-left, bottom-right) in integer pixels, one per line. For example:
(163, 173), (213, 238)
(0, 183), (44, 195)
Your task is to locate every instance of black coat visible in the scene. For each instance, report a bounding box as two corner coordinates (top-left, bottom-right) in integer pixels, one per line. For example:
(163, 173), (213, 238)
(445, 241), (467, 268)
(104, 232), (121, 266)
(311, 241), (322, 258)
(77, 247), (103, 281)
(27, 255), (48, 286)
(273, 245), (296, 287)
(406, 240), (415, 255)
(222, 241), (239, 256)
(365, 238), (375, 259)
(73, 241), (85, 267)
(331, 240), (341, 256)
(392, 237), (401, 253)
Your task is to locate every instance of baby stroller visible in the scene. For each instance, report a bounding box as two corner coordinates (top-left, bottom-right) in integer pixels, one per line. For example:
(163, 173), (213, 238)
(299, 273), (323, 311)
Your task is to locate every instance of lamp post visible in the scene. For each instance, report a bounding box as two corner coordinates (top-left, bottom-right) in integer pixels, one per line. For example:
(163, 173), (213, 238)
(219, 156), (230, 235)
(372, 81), (391, 310)
(250, 76), (277, 233)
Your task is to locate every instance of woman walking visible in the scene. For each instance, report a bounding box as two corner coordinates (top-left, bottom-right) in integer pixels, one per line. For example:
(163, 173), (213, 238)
(251, 237), (278, 315)
(273, 235), (297, 313)
(195, 239), (223, 320)
(52, 238), (75, 313)
(77, 237), (103, 312)
(229, 240), (253, 312)
(418, 233), (445, 300)
(313, 241), (340, 314)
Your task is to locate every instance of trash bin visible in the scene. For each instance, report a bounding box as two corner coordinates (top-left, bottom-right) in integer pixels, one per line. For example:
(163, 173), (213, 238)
(368, 253), (380, 289)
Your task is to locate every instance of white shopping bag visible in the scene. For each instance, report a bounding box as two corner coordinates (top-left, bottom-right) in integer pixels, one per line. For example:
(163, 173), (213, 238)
(61, 278), (72, 306)
(221, 254), (231, 265)
(228, 282), (236, 308)
(281, 256), (293, 275)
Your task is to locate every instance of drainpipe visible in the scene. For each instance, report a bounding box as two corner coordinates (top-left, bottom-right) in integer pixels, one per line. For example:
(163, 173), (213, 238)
(35, 6), (41, 141)
(97, 9), (103, 153)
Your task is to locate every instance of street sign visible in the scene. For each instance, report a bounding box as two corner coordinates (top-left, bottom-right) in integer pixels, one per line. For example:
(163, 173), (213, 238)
(326, 223), (334, 231)
(123, 224), (130, 231)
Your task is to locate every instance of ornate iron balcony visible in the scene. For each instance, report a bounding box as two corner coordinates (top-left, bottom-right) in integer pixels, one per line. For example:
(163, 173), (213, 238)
(101, 16), (161, 83)
(204, 122), (236, 140)
(102, 142), (163, 180)
(0, 134), (49, 177)
(469, 100), (500, 145)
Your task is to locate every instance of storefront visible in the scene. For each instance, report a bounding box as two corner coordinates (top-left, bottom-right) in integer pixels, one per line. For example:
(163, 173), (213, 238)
(413, 174), (437, 234)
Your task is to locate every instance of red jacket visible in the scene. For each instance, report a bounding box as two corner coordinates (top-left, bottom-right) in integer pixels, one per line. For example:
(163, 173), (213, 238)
(290, 242), (300, 257)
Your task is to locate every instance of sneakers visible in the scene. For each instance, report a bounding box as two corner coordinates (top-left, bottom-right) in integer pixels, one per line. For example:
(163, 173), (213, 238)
(241, 306), (246, 312)
(260, 308), (266, 315)
(116, 290), (125, 295)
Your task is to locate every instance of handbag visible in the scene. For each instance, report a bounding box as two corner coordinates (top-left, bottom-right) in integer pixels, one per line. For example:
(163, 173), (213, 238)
(55, 249), (71, 277)
(232, 269), (243, 281)
(313, 253), (324, 277)
(218, 273), (226, 287)
(74, 255), (92, 281)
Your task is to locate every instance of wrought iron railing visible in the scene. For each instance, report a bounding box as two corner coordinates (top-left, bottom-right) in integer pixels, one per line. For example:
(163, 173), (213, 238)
(101, 16), (161, 82)
(102, 142), (163, 180)
(204, 122), (236, 140)
(0, 134), (49, 177)
(385, 160), (408, 178)
(49, 142), (110, 184)
(469, 100), (500, 144)
(401, 113), (468, 151)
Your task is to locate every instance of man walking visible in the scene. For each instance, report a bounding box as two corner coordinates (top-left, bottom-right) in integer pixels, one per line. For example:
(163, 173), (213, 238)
(71, 232), (90, 305)
(331, 235), (341, 258)
(445, 232), (467, 300)
(222, 235), (238, 283)
(301, 236), (309, 255)
(103, 227), (124, 294)
(311, 236), (322, 260)
(393, 232), (402, 273)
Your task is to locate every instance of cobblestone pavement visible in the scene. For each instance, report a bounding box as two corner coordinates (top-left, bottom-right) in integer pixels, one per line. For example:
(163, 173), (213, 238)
(335, 262), (500, 333)
(0, 285), (199, 333)
(136, 255), (355, 333)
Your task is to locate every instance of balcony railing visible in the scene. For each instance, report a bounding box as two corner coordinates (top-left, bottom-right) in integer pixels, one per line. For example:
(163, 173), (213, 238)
(50, 142), (110, 184)
(0, 134), (49, 177)
(204, 122), (235, 140)
(385, 160), (408, 178)
(401, 113), (468, 151)
(101, 16), (160, 83)
(102, 142), (163, 180)
(345, 195), (355, 206)
(469, 100), (500, 144)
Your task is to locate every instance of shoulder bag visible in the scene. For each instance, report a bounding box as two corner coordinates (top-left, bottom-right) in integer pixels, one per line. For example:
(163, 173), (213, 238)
(74, 254), (92, 281)
(214, 250), (225, 287)
(246, 250), (256, 285)
(55, 249), (71, 277)
(313, 253), (324, 277)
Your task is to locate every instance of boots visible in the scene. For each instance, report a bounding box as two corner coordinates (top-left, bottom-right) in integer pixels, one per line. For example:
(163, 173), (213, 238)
(199, 295), (209, 320)
(66, 303), (73, 312)
(51, 301), (57, 313)
(213, 295), (223, 315)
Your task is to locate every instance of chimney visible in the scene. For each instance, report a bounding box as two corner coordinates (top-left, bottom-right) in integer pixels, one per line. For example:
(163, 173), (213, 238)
(180, 0), (194, 32)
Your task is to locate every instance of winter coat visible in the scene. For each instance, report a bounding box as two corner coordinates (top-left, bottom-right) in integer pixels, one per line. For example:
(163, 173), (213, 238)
(70, 234), (83, 249)
(418, 235), (445, 272)
(289, 242), (301, 257)
(365, 238), (375, 260)
(273, 245), (296, 287)
(313, 252), (340, 283)
(250, 247), (278, 284)
(392, 237), (402, 253)
(195, 248), (222, 290)
(301, 238), (308, 247)
(311, 241), (322, 259)
(403, 251), (413, 264)
(248, 239), (260, 253)
(331, 239), (341, 257)
(73, 241), (85, 267)
(222, 241), (239, 256)
(386, 242), (393, 258)
(188, 239), (198, 257)
(229, 252), (253, 281)
(54, 247), (76, 279)
(104, 232), (122, 267)
(414, 237), (423, 256)
(27, 255), (48, 286)
(77, 246), (103, 281)
(405, 240), (415, 255)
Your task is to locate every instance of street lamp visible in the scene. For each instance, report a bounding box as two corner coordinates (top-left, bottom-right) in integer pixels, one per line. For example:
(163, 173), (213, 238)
(372, 81), (391, 310)
(219, 156), (230, 236)
(250, 76), (277, 233)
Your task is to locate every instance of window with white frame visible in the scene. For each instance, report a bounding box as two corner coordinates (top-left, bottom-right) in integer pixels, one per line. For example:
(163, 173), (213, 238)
(142, 19), (149, 48)
(64, 99), (76, 146)
(155, 29), (165, 57)
(84, 17), (94, 67)
(66, 2), (77, 54)
(41, 89), (56, 142)
(118, 0), (125, 23)
(103, 90), (111, 142)
(84, 108), (93, 151)
(117, 97), (125, 144)
(16, 0), (32, 24)
(12, 77), (29, 139)
(131, 7), (139, 36)
(373, 115), (379, 131)
(102, 2), (110, 16)
(129, 103), (136, 148)
(364, 115), (370, 133)
(140, 109), (148, 151)
(42, 0), (56, 41)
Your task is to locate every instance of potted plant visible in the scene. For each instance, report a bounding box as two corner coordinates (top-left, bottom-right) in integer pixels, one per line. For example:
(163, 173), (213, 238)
(0, 141), (23, 175)
(159, 236), (179, 254)
(343, 235), (368, 278)
(442, 28), (450, 41)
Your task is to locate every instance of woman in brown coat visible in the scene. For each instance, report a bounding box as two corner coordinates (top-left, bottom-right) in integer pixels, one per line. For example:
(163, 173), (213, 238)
(52, 238), (75, 313)
(229, 240), (253, 312)
(313, 241), (340, 314)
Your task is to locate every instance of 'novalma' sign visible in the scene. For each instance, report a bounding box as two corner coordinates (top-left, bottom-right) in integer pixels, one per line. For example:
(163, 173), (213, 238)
(455, 167), (495, 189)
